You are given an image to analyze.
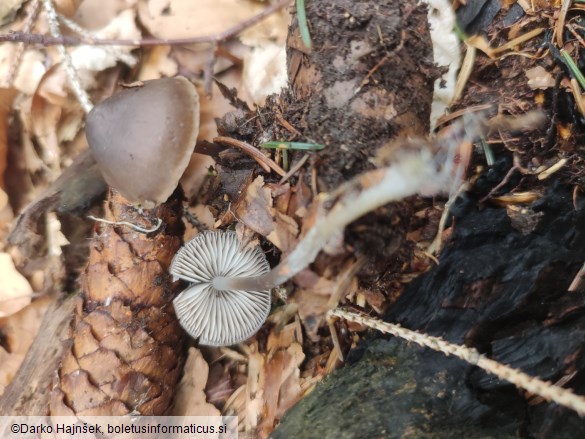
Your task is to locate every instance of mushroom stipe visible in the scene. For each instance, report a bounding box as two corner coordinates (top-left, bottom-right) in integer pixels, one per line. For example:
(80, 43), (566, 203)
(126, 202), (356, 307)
(170, 231), (271, 346)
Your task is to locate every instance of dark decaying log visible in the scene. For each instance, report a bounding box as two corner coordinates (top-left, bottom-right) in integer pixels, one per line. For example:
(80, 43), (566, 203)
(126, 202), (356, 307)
(274, 185), (585, 438)
(49, 190), (186, 416)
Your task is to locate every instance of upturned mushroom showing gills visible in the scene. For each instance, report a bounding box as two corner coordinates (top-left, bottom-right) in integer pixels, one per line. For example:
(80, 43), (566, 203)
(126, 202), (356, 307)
(170, 231), (271, 346)
(86, 77), (199, 208)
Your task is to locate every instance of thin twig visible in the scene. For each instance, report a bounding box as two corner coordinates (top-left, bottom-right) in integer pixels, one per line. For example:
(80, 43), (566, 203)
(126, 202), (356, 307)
(569, 259), (585, 292)
(58, 14), (135, 66)
(214, 136), (286, 177)
(279, 153), (309, 184)
(329, 308), (585, 417)
(87, 215), (163, 234)
(2, 0), (292, 47)
(427, 182), (469, 255)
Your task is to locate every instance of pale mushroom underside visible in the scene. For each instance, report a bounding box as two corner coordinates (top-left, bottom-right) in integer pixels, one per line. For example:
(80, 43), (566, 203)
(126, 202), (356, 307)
(170, 231), (271, 346)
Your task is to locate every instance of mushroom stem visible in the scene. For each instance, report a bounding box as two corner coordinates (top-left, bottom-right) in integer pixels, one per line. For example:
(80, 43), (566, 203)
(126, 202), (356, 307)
(221, 146), (455, 292)
(221, 112), (548, 293)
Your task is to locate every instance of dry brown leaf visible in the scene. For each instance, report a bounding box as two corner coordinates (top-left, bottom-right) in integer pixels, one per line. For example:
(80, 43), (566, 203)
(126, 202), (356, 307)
(30, 65), (76, 171)
(0, 252), (33, 317)
(245, 344), (265, 432)
(74, 0), (139, 31)
(197, 77), (249, 140)
(292, 269), (335, 341)
(236, 175), (274, 236)
(172, 347), (220, 416)
(138, 46), (178, 81)
(234, 176), (299, 252)
(267, 316), (303, 351)
(138, 0), (264, 39)
(258, 343), (304, 438)
(275, 343), (304, 417)
(54, 0), (83, 17)
(0, 295), (52, 395)
(266, 211), (298, 254)
(0, 88), (18, 188)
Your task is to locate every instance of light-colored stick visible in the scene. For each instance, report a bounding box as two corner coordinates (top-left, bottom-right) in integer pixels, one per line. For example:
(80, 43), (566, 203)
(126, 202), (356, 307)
(42, 0), (93, 113)
(328, 308), (585, 417)
(230, 146), (453, 292)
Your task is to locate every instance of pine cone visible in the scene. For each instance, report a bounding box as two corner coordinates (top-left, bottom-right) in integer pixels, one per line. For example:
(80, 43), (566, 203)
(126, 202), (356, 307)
(50, 190), (185, 415)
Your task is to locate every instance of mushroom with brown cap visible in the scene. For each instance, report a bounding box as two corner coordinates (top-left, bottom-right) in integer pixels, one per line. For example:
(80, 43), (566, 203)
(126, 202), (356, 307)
(170, 231), (271, 346)
(85, 77), (199, 208)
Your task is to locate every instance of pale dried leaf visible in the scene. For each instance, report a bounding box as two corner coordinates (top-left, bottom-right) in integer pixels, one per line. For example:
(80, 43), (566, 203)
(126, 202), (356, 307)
(11, 51), (47, 96)
(74, 0), (139, 30)
(70, 8), (140, 80)
(243, 43), (287, 106)
(0, 0), (24, 27)
(172, 347), (220, 416)
(0, 252), (33, 317)
(239, 7), (290, 47)
(0, 188), (8, 211)
(30, 66), (68, 171)
(275, 343), (304, 417)
(54, 0), (83, 17)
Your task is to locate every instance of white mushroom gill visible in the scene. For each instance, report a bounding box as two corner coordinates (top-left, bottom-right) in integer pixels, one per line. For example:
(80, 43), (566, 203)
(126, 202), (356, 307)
(170, 231), (271, 346)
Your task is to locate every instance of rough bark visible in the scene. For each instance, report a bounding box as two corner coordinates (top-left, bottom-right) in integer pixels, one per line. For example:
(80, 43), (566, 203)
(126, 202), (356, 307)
(0, 295), (77, 415)
(49, 190), (186, 416)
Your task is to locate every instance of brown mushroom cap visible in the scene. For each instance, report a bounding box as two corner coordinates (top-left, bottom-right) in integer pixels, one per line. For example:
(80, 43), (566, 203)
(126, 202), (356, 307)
(86, 77), (199, 207)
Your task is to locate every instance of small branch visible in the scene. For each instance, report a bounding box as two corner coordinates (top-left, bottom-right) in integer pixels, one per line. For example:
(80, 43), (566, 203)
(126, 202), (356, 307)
(328, 308), (585, 417)
(279, 153), (309, 184)
(42, 0), (93, 113)
(214, 136), (286, 177)
(1, 0), (292, 47)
